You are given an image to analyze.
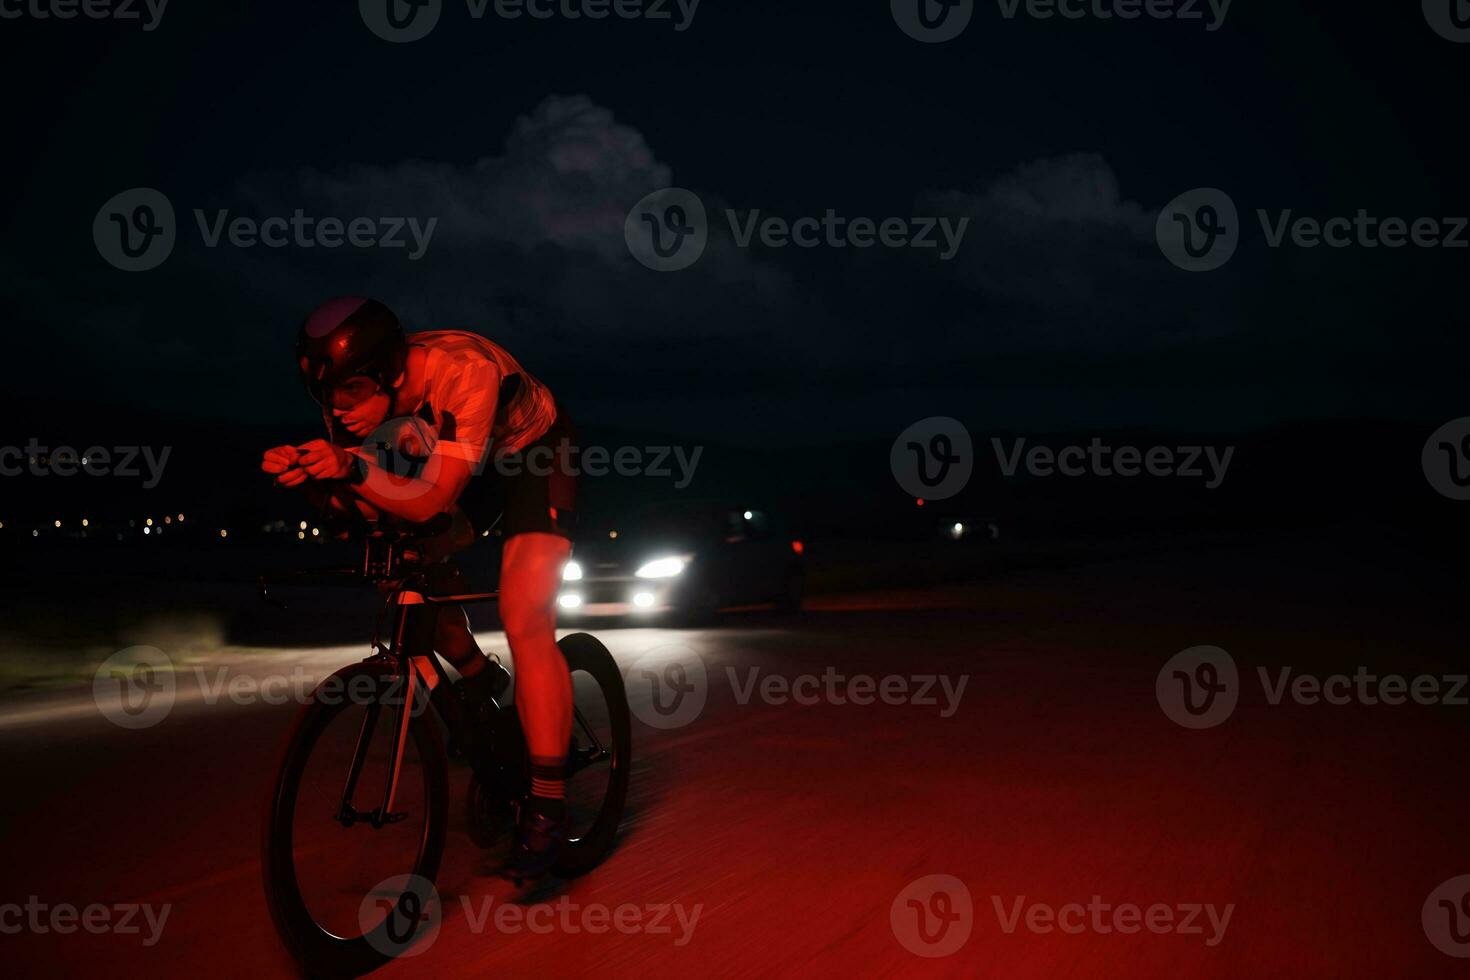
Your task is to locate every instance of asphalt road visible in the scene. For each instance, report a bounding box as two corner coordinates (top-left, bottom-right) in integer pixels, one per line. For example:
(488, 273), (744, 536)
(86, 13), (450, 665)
(3, 528), (1469, 977)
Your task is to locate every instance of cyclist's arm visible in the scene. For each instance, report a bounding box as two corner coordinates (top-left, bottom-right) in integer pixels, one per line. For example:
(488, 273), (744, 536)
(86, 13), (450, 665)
(296, 353), (500, 523)
(349, 450), (475, 525)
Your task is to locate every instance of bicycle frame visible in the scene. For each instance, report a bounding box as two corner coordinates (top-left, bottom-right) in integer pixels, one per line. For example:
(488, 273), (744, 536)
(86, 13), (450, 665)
(262, 527), (610, 832)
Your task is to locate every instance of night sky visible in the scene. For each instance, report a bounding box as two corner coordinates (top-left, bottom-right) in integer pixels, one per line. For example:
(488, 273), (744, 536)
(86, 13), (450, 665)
(3, 1), (1465, 444)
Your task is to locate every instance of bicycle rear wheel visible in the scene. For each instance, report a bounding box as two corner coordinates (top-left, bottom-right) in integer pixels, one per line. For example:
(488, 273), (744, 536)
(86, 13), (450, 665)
(261, 661), (449, 978)
(555, 632), (632, 877)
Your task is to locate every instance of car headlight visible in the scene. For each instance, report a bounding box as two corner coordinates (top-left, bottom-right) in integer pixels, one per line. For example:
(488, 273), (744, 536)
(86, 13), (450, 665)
(563, 560), (583, 582)
(635, 556), (687, 579)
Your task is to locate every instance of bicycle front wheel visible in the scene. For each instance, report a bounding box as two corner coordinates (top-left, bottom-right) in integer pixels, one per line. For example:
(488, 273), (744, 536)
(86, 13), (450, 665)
(261, 660), (449, 978)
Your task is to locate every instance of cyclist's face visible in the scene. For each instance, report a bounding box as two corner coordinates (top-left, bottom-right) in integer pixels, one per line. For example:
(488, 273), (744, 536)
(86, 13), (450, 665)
(329, 376), (391, 436)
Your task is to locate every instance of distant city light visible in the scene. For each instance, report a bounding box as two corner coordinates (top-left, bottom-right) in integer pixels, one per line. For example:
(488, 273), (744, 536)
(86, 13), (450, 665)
(145, 518), (154, 527)
(53, 520), (61, 528)
(219, 529), (228, 539)
(164, 516), (172, 524)
(743, 510), (753, 520)
(609, 530), (618, 539)
(32, 530), (38, 538)
(297, 531), (305, 540)
(177, 513), (185, 522)
(310, 527), (320, 537)
(81, 519), (89, 528)
(299, 521), (308, 531)
(143, 527), (151, 535)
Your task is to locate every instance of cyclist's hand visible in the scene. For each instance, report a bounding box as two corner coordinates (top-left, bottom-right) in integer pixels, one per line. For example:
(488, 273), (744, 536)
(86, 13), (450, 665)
(262, 445), (309, 487)
(261, 445), (299, 474)
(296, 439), (356, 481)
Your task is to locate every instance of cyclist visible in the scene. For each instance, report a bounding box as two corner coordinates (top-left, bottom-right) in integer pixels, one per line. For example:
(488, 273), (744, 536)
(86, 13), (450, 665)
(260, 296), (576, 880)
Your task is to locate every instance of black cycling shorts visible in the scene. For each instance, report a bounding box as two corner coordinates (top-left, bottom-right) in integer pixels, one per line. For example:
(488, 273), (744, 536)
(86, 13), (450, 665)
(469, 411), (578, 540)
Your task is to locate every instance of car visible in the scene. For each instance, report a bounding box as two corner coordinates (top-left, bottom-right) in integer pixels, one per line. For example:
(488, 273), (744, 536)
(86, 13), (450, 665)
(558, 500), (805, 621)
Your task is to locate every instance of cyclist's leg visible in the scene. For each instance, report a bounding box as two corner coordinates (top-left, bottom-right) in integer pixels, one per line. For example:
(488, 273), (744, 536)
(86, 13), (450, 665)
(492, 412), (578, 877)
(500, 531), (573, 786)
(421, 555), (509, 701)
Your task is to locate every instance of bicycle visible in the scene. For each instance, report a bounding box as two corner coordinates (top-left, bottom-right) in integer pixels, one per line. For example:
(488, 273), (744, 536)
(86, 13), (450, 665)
(258, 518), (631, 977)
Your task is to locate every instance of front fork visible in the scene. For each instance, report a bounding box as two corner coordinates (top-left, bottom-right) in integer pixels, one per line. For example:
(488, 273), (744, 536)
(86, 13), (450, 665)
(335, 588), (443, 829)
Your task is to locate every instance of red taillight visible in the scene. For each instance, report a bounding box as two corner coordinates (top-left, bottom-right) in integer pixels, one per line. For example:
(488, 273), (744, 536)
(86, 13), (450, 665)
(916, 498), (925, 507)
(791, 540), (804, 555)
